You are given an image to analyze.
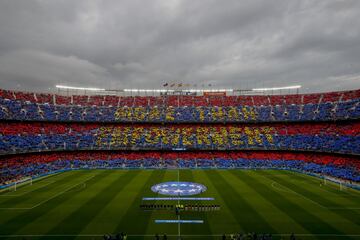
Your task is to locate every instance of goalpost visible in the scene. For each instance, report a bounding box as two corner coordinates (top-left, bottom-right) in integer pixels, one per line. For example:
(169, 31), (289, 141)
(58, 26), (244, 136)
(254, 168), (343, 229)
(339, 181), (348, 191)
(322, 176), (347, 191)
(12, 177), (32, 192)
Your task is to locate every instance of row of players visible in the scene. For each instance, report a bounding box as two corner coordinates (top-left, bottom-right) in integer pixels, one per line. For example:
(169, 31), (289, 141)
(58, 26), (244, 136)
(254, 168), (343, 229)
(140, 204), (221, 211)
(1, 98), (359, 122)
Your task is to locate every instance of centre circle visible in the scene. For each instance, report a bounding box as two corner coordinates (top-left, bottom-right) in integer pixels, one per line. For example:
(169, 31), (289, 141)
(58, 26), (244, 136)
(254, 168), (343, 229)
(151, 181), (207, 196)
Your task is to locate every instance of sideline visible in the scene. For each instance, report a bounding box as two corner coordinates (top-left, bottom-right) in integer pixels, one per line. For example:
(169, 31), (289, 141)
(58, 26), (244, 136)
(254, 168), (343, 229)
(0, 233), (360, 238)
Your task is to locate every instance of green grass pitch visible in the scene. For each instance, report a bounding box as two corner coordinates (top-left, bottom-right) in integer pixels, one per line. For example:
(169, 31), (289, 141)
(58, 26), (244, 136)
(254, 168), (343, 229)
(0, 169), (359, 239)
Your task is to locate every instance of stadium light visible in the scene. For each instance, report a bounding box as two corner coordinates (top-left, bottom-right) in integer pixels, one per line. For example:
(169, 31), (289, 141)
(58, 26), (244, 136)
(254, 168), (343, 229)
(252, 85), (301, 91)
(123, 89), (233, 92)
(55, 85), (106, 91)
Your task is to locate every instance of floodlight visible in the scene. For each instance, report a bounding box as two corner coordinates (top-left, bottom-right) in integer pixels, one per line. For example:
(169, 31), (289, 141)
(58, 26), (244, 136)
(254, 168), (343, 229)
(252, 85), (301, 91)
(56, 85), (106, 91)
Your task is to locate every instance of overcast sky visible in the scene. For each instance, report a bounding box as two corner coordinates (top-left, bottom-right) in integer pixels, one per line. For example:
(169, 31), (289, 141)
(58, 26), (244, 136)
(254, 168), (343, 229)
(0, 0), (359, 93)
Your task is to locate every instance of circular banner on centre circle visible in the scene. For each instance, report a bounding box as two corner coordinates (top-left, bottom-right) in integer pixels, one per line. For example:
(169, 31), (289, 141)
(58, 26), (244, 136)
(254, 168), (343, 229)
(151, 182), (207, 196)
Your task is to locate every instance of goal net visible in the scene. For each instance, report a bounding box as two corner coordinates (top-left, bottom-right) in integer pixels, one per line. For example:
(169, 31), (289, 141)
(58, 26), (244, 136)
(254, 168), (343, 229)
(8, 177), (33, 192)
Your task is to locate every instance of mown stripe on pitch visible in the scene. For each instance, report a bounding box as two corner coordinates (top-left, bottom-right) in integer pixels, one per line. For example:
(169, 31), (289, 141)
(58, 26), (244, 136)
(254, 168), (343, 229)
(0, 171), (90, 210)
(0, 171), (83, 228)
(232, 170), (342, 236)
(142, 170), (176, 237)
(0, 171), (79, 213)
(268, 171), (360, 226)
(0, 172), (66, 203)
(14, 171), (109, 237)
(28, 170), (122, 238)
(76, 170), (155, 237)
(114, 170), (166, 237)
(206, 170), (276, 233)
(226, 170), (309, 235)
(181, 170), (214, 240)
(291, 171), (360, 196)
(0, 171), (81, 207)
(40, 170), (139, 239)
(289, 171), (360, 208)
(195, 170), (242, 234)
(257, 171), (355, 238)
(0, 171), (101, 236)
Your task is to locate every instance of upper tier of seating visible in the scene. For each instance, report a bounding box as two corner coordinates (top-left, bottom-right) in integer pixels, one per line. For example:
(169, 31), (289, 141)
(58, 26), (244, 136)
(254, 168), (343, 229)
(2, 89), (359, 106)
(1, 89), (359, 123)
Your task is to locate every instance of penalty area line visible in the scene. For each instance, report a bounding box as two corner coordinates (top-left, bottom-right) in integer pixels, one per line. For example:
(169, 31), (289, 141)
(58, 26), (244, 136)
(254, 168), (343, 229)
(271, 182), (360, 210)
(270, 181), (328, 209)
(0, 181), (55, 197)
(29, 175), (95, 209)
(0, 175), (95, 210)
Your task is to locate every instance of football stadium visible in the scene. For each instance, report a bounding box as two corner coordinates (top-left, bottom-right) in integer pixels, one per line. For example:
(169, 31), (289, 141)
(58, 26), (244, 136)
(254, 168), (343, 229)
(0, 88), (359, 240)
(0, 1), (360, 240)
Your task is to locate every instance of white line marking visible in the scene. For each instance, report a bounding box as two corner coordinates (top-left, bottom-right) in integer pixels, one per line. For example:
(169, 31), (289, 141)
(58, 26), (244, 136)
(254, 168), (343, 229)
(0, 234), (359, 238)
(177, 169), (181, 238)
(271, 181), (360, 210)
(0, 171), (67, 193)
(0, 181), (55, 197)
(271, 182), (295, 194)
(29, 175), (95, 209)
(0, 175), (95, 210)
(270, 181), (327, 209)
(289, 171), (360, 196)
(327, 207), (360, 210)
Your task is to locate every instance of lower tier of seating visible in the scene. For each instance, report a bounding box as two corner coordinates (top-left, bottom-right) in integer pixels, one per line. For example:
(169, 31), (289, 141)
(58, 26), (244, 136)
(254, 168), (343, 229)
(1, 151), (359, 185)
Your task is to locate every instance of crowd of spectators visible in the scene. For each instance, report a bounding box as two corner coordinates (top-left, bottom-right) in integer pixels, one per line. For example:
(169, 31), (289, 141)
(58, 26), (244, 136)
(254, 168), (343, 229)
(1, 151), (359, 185)
(0, 122), (359, 155)
(1, 89), (359, 106)
(103, 232), (127, 240)
(0, 89), (359, 123)
(223, 232), (273, 240)
(0, 88), (359, 187)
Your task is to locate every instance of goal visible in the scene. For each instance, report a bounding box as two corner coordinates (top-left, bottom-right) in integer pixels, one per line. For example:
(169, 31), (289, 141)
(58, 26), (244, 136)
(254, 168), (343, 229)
(10, 177), (33, 192)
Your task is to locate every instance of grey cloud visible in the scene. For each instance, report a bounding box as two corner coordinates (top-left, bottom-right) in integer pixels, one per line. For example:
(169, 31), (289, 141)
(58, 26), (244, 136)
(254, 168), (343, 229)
(0, 0), (359, 93)
(0, 50), (114, 90)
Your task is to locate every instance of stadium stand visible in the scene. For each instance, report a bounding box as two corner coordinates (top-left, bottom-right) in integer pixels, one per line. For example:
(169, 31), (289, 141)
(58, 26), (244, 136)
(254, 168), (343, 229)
(0, 88), (359, 186)
(1, 151), (359, 185)
(0, 89), (359, 122)
(0, 122), (359, 154)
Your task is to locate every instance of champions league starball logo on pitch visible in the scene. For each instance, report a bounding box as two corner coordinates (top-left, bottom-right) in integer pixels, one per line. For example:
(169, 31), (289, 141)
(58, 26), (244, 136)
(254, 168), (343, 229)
(151, 182), (207, 196)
